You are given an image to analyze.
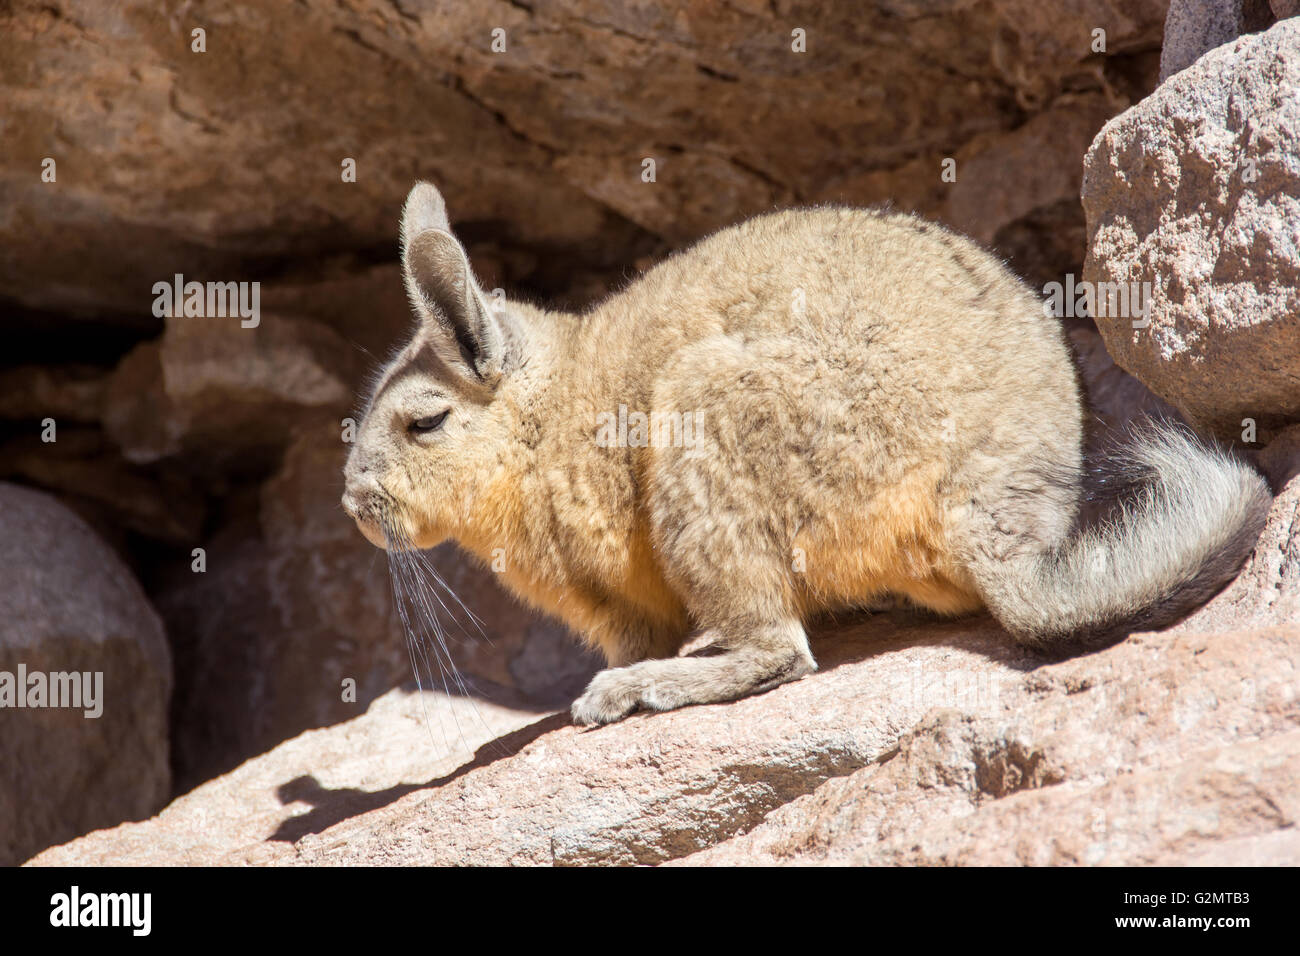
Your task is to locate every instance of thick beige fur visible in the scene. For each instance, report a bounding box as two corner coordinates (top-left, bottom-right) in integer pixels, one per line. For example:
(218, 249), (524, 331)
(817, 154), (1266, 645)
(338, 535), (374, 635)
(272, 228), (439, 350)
(343, 182), (1271, 725)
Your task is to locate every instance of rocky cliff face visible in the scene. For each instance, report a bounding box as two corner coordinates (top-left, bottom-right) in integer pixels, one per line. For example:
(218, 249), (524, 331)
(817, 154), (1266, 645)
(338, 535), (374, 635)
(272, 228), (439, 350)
(5, 1), (1300, 865)
(28, 571), (1300, 866)
(3, 0), (1169, 320)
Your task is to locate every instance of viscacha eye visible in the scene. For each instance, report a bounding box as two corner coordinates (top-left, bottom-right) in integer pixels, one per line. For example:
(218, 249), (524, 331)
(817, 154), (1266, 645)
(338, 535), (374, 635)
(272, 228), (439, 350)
(409, 410), (450, 434)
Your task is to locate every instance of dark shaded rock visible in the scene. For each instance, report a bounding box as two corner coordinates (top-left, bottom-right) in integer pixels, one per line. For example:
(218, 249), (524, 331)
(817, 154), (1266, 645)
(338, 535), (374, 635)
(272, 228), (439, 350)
(0, 482), (171, 866)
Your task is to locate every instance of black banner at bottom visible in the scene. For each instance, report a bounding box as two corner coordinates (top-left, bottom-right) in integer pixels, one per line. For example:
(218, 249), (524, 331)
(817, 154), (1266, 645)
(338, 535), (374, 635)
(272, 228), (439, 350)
(0, 865), (1284, 943)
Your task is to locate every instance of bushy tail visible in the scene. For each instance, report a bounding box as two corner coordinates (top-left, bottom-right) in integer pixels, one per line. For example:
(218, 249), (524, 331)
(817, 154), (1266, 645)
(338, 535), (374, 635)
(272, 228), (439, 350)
(983, 422), (1272, 649)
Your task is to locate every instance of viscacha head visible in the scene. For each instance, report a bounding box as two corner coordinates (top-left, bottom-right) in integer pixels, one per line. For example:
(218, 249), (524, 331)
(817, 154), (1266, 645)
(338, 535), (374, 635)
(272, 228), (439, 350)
(342, 182), (529, 552)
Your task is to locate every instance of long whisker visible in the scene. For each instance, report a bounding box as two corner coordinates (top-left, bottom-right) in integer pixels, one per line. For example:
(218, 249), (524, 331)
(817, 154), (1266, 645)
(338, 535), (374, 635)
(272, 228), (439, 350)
(384, 524), (447, 747)
(408, 547), (488, 639)
(378, 500), (498, 760)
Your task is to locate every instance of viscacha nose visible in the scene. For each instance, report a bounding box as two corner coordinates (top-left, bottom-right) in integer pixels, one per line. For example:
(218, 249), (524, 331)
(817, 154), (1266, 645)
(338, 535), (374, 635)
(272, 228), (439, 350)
(341, 489), (361, 519)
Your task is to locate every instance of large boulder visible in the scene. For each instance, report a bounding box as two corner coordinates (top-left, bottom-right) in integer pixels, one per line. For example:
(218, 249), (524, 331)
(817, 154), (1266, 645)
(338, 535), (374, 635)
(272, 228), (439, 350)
(1082, 18), (1300, 442)
(0, 482), (171, 866)
(29, 613), (1034, 865)
(0, 0), (1169, 324)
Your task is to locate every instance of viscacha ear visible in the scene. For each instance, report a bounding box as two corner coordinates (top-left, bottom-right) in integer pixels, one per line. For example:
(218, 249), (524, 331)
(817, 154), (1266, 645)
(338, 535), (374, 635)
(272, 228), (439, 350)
(400, 182), (505, 384)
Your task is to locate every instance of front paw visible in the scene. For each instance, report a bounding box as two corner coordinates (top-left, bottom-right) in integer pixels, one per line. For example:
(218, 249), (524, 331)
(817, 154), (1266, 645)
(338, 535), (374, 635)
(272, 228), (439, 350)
(571, 667), (647, 726)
